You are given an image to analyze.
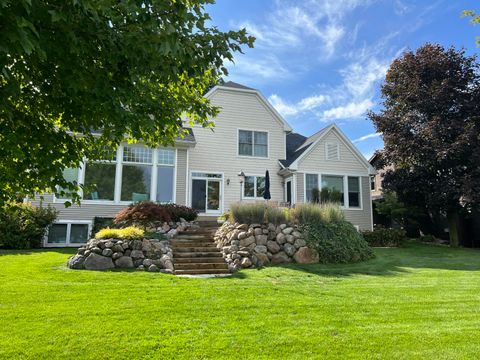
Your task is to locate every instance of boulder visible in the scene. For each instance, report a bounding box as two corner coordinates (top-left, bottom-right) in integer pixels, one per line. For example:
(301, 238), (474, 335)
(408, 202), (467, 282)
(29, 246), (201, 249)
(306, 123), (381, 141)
(284, 243), (296, 257)
(84, 253), (114, 270)
(91, 247), (102, 255)
(104, 241), (114, 248)
(68, 254), (85, 269)
(294, 238), (307, 249)
(111, 244), (124, 253)
(137, 265), (145, 271)
(237, 231), (247, 240)
(131, 240), (143, 250)
(268, 223), (276, 231)
(254, 228), (263, 236)
(293, 247), (319, 264)
(279, 224), (287, 230)
(255, 234), (268, 245)
(143, 259), (153, 267)
(241, 257), (252, 267)
(254, 245), (268, 254)
(148, 264), (159, 272)
(115, 256), (134, 268)
(286, 235), (295, 244)
(236, 224), (248, 231)
(254, 253), (270, 266)
(266, 240), (280, 254)
(282, 227), (294, 235)
(101, 248), (113, 257)
(112, 252), (123, 260)
(276, 233), (286, 244)
(130, 250), (144, 259)
(271, 251), (291, 264)
(239, 236), (255, 247)
(250, 223), (261, 229)
(292, 231), (303, 238)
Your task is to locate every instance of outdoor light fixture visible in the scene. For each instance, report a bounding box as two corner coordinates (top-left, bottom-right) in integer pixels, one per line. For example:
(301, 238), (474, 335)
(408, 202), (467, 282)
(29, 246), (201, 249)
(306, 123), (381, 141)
(237, 171), (245, 177)
(227, 178), (230, 185)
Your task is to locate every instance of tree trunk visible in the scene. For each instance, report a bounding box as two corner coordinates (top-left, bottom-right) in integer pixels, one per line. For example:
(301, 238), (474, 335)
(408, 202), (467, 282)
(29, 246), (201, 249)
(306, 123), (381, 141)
(447, 211), (459, 247)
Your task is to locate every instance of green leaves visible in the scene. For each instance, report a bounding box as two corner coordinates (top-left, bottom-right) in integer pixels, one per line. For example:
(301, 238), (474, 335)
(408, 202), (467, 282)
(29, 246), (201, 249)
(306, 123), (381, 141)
(0, 0), (254, 204)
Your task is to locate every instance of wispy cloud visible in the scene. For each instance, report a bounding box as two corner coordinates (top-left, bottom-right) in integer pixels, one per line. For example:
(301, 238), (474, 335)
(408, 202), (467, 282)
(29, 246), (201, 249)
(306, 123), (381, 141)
(352, 132), (382, 143)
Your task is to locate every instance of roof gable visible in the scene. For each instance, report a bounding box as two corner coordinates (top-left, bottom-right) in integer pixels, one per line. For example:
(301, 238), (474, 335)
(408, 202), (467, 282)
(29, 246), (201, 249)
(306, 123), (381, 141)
(204, 83), (293, 132)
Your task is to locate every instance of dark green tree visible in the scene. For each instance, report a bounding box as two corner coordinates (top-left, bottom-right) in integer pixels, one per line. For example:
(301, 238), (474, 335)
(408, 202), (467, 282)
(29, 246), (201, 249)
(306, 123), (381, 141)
(0, 0), (254, 203)
(368, 44), (480, 246)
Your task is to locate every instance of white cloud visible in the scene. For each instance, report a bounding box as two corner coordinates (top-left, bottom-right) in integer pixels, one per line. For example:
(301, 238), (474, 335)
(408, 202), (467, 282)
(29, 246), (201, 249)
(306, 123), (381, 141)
(352, 132), (382, 143)
(322, 99), (374, 120)
(227, 55), (291, 83)
(268, 93), (329, 117)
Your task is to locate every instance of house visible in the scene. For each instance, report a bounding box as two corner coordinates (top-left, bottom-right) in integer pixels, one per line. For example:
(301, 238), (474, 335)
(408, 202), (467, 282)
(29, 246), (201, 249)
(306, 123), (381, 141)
(32, 81), (375, 246)
(369, 152), (392, 200)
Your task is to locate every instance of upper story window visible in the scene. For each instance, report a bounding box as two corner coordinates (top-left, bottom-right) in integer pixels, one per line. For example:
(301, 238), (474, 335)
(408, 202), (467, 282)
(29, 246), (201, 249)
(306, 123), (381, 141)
(238, 130), (268, 158)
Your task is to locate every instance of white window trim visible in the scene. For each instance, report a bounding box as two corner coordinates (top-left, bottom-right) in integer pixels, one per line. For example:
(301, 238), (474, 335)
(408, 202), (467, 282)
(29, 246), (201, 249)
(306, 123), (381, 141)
(302, 172), (363, 210)
(242, 174), (266, 199)
(53, 145), (176, 205)
(237, 128), (269, 159)
(43, 220), (92, 247)
(189, 170), (224, 215)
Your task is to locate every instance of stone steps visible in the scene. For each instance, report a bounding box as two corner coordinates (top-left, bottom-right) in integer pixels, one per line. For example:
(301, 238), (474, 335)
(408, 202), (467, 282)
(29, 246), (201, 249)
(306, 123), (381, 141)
(171, 226), (229, 275)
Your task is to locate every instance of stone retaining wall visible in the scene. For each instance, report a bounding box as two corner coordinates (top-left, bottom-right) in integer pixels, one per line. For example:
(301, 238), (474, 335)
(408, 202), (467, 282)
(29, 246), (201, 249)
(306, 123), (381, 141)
(214, 222), (319, 272)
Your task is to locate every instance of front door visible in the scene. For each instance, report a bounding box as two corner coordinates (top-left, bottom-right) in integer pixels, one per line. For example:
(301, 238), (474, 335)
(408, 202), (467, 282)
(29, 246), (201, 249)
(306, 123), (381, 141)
(286, 180), (292, 204)
(191, 173), (222, 214)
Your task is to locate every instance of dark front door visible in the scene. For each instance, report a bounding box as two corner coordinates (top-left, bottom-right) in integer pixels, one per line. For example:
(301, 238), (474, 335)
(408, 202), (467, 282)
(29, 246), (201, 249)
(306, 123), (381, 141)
(192, 179), (206, 212)
(286, 181), (292, 204)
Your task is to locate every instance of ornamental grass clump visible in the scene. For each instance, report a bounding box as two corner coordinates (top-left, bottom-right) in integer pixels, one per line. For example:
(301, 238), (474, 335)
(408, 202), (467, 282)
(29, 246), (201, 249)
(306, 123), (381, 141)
(229, 203), (266, 224)
(95, 226), (144, 240)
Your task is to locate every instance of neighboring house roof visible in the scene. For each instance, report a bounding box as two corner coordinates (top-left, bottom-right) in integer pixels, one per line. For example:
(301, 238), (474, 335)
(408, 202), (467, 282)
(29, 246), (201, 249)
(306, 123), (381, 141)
(175, 127), (196, 143)
(205, 81), (293, 132)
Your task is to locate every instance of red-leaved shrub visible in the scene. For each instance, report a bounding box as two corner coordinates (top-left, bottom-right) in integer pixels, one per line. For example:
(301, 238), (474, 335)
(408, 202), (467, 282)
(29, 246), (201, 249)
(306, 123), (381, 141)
(114, 202), (171, 228)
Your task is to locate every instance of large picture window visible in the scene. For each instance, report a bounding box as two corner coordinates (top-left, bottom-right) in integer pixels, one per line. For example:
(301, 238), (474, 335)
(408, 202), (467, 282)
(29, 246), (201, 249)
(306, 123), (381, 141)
(305, 173), (362, 208)
(238, 130), (268, 157)
(59, 145), (176, 204)
(244, 175), (265, 198)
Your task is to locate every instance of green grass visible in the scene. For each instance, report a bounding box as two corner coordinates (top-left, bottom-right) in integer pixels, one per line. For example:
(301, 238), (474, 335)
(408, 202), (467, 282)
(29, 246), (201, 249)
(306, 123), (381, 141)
(1, 242), (480, 359)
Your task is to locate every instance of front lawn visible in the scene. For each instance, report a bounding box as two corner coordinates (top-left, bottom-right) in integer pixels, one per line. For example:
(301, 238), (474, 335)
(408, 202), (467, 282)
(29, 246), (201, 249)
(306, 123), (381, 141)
(1, 243), (480, 359)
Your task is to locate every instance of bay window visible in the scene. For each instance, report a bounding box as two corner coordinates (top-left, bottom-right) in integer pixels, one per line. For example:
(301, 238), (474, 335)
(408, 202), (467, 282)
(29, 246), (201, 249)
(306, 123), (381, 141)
(244, 175), (265, 198)
(238, 130), (268, 157)
(83, 162), (116, 201)
(305, 174), (319, 202)
(321, 175), (344, 205)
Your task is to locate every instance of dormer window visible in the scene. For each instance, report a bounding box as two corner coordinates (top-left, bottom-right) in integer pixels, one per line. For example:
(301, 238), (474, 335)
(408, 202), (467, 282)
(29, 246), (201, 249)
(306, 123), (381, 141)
(238, 130), (268, 158)
(325, 142), (340, 160)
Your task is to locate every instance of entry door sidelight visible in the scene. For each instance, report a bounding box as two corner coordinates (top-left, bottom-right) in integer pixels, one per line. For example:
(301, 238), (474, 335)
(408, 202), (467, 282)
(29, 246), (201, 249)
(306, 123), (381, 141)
(207, 180), (220, 211)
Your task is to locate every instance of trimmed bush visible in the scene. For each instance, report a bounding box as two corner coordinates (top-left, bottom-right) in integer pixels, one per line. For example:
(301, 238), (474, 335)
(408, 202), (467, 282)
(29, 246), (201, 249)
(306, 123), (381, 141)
(0, 202), (58, 249)
(95, 226), (144, 240)
(162, 203), (198, 222)
(230, 203), (266, 224)
(114, 202), (171, 228)
(92, 217), (116, 234)
(114, 202), (197, 228)
(362, 228), (407, 247)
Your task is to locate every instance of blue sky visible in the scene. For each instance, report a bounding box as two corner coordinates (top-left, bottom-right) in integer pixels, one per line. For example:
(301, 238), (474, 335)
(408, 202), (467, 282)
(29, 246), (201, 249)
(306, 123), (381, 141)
(207, 0), (479, 159)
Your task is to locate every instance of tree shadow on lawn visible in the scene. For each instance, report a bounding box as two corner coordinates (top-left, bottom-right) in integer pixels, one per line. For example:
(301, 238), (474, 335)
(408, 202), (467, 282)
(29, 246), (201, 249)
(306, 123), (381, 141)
(222, 242), (480, 279)
(0, 247), (77, 257)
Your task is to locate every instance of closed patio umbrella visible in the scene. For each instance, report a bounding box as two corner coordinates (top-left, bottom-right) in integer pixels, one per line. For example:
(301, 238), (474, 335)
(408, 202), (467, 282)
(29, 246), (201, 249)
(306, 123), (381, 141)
(263, 170), (271, 200)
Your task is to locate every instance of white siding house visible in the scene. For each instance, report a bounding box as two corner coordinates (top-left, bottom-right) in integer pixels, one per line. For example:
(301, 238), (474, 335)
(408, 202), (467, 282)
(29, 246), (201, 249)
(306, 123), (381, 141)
(32, 81), (375, 246)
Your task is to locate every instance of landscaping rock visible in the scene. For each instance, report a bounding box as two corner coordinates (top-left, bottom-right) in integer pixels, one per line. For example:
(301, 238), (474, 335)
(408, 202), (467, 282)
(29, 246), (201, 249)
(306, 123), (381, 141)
(112, 252), (123, 260)
(284, 243), (296, 257)
(137, 265), (145, 271)
(111, 244), (124, 253)
(254, 228), (263, 236)
(266, 240), (280, 254)
(294, 247), (319, 264)
(271, 251), (290, 264)
(282, 227), (294, 235)
(241, 257), (252, 267)
(255, 234), (268, 245)
(68, 255), (85, 270)
(148, 264), (159, 272)
(91, 247), (102, 255)
(239, 236), (255, 247)
(102, 248), (113, 257)
(130, 250), (144, 259)
(276, 233), (286, 244)
(294, 238), (307, 248)
(84, 253), (114, 270)
(115, 256), (134, 268)
(254, 253), (270, 266)
(285, 235), (295, 244)
(254, 245), (268, 254)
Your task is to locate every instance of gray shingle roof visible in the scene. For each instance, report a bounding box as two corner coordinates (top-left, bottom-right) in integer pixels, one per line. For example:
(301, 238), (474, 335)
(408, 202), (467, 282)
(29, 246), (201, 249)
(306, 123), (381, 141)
(175, 127), (195, 143)
(280, 132), (310, 167)
(221, 81), (255, 91)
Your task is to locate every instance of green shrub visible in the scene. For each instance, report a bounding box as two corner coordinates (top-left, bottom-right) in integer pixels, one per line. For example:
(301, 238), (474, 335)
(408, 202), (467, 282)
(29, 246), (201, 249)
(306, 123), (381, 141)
(95, 226), (144, 240)
(230, 203), (266, 224)
(302, 221), (374, 264)
(291, 202), (344, 224)
(92, 217), (116, 234)
(0, 202), (58, 249)
(162, 203), (198, 222)
(114, 202), (197, 228)
(362, 228), (407, 247)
